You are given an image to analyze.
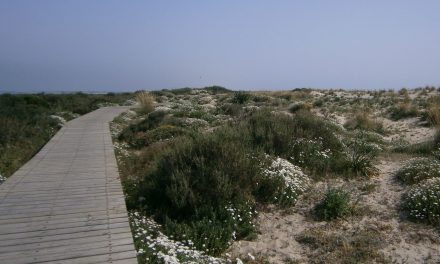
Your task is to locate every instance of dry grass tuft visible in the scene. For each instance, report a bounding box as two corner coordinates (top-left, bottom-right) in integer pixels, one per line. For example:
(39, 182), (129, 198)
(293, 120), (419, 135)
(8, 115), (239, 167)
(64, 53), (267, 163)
(344, 111), (385, 134)
(428, 107), (440, 127)
(136, 92), (155, 114)
(297, 227), (389, 264)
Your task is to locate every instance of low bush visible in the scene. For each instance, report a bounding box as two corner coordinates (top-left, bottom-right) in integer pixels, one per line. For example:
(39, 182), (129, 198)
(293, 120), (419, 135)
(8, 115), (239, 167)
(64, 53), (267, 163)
(345, 131), (381, 178)
(314, 188), (351, 221)
(344, 112), (385, 134)
(242, 110), (343, 157)
(289, 137), (335, 175)
(218, 103), (243, 117)
(173, 107), (215, 123)
(313, 99), (324, 107)
(118, 110), (168, 147)
(239, 110), (378, 178)
(288, 102), (312, 113)
(129, 212), (224, 263)
(126, 125), (187, 149)
(137, 129), (261, 253)
(252, 94), (272, 103)
(395, 157), (440, 185)
(392, 140), (435, 155)
(389, 103), (418, 120)
(163, 202), (256, 255)
(402, 178), (440, 226)
(256, 157), (310, 207)
(203, 85), (232, 94)
(232, 91), (251, 104)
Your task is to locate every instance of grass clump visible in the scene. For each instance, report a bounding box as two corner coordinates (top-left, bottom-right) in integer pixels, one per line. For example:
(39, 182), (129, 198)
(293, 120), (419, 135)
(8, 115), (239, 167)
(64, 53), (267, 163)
(288, 102), (312, 113)
(297, 228), (387, 264)
(392, 140), (435, 155)
(426, 95), (440, 126)
(395, 157), (440, 185)
(232, 91), (251, 104)
(136, 92), (155, 114)
(345, 131), (381, 178)
(402, 178), (440, 226)
(314, 188), (351, 221)
(427, 106), (440, 127)
(389, 103), (418, 120)
(344, 112), (385, 134)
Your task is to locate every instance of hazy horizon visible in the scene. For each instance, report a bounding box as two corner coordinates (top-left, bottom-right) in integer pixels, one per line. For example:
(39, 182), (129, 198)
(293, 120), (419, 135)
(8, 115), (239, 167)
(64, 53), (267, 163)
(1, 1), (439, 92)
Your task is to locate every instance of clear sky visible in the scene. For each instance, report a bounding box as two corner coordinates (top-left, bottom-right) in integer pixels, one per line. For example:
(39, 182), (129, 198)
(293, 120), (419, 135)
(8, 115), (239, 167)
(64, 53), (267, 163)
(0, 1), (439, 92)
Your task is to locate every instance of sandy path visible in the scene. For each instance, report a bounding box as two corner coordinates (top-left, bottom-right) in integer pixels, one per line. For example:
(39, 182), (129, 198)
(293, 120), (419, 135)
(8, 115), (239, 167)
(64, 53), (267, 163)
(364, 157), (440, 263)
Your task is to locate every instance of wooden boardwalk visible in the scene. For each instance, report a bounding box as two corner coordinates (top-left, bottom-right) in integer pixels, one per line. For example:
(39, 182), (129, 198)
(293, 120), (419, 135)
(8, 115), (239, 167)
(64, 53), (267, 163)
(0, 107), (138, 264)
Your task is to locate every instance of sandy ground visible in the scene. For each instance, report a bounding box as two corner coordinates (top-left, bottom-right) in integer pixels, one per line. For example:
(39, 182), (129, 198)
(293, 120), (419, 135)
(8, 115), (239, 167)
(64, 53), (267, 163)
(231, 99), (439, 263)
(381, 117), (436, 144)
(229, 154), (440, 263)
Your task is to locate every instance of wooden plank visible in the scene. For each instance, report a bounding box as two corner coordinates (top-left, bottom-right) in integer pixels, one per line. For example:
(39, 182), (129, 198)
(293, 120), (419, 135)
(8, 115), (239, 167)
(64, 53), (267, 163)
(0, 232), (133, 254)
(0, 244), (136, 264)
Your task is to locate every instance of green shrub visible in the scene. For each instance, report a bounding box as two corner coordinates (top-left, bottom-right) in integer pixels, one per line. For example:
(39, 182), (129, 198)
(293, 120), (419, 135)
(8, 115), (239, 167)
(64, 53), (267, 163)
(173, 107), (215, 123)
(402, 178), (440, 226)
(314, 188), (351, 221)
(163, 203), (256, 255)
(203, 85), (232, 94)
(256, 157), (310, 207)
(392, 140), (435, 155)
(129, 212), (224, 263)
(219, 103), (243, 117)
(252, 94), (272, 103)
(139, 128), (261, 220)
(242, 110), (343, 157)
(118, 110), (168, 147)
(232, 91), (251, 104)
(289, 136), (338, 175)
(389, 103), (418, 120)
(313, 99), (324, 107)
(242, 110), (296, 156)
(345, 131), (380, 177)
(137, 129), (261, 254)
(127, 125), (187, 149)
(241, 110), (354, 177)
(288, 102), (312, 113)
(395, 158), (440, 185)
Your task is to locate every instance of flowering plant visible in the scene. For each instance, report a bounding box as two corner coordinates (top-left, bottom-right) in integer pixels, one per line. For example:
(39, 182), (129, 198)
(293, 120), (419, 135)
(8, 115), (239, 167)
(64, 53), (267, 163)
(402, 178), (440, 226)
